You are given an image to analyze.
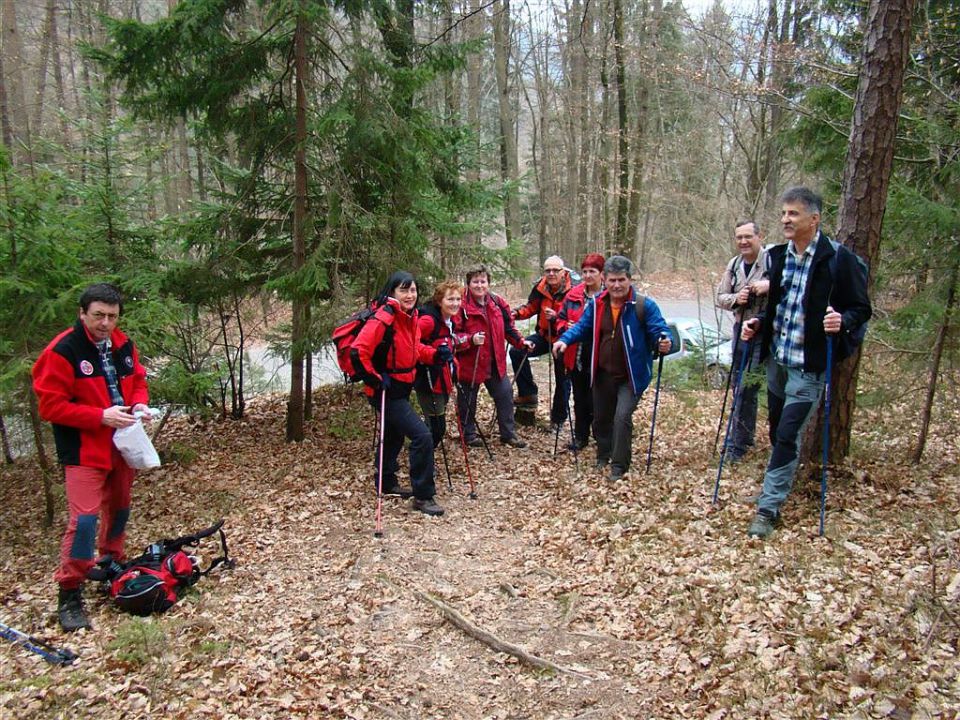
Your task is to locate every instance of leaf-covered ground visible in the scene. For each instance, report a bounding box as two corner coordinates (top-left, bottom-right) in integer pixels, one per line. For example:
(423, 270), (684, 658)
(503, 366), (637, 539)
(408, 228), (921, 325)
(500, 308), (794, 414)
(1, 357), (958, 719)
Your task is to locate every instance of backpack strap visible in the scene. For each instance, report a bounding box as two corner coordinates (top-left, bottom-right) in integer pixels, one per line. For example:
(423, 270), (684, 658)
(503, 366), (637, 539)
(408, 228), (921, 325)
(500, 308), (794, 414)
(162, 519), (233, 576)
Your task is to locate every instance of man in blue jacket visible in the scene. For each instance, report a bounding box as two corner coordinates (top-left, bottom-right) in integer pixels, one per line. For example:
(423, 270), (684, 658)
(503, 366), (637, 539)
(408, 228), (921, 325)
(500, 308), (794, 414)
(553, 255), (672, 481)
(741, 187), (872, 539)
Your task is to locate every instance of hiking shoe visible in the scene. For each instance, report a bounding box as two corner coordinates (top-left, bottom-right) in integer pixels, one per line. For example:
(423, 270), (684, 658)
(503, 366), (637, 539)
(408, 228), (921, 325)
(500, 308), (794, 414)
(412, 497), (445, 516)
(609, 465), (626, 482)
(501, 436), (527, 448)
(466, 437), (483, 448)
(382, 482), (414, 498)
(595, 458), (610, 470)
(726, 450), (747, 465)
(568, 438), (588, 451)
(747, 511), (780, 539)
(57, 587), (91, 632)
(515, 395), (538, 407)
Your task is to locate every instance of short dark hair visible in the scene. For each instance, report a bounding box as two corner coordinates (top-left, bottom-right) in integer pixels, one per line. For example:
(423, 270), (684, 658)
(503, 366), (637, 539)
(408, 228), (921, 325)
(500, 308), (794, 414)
(465, 264), (489, 285)
(376, 271), (417, 305)
(79, 283), (123, 313)
(734, 219), (761, 235)
(603, 255), (633, 277)
(780, 186), (822, 215)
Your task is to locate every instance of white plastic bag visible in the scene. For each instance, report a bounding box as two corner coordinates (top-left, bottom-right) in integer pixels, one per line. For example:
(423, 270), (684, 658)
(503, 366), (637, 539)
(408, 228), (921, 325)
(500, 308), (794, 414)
(113, 420), (161, 470)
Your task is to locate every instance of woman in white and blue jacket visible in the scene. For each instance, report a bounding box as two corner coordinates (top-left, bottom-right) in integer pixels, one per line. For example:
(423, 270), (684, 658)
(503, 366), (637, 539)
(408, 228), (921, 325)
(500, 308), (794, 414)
(553, 255), (672, 481)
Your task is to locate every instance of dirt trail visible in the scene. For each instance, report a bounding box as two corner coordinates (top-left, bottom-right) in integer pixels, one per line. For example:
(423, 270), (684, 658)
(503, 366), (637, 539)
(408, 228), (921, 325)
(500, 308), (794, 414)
(1, 367), (958, 718)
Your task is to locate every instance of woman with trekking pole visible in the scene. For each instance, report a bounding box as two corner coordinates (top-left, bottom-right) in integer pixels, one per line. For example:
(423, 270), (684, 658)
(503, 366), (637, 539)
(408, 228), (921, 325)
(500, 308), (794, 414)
(453, 264), (534, 450)
(353, 271), (445, 518)
(415, 281), (468, 483)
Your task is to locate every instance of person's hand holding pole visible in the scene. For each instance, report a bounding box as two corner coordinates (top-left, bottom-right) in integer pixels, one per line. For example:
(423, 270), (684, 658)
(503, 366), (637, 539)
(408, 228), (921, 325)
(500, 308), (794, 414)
(823, 306), (842, 334)
(657, 335), (672, 355)
(472, 331), (485, 346)
(741, 318), (760, 342)
(552, 340), (567, 358)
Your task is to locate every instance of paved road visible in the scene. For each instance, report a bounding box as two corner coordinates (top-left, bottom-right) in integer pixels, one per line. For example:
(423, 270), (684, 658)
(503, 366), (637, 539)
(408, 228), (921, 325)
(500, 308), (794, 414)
(248, 297), (737, 394)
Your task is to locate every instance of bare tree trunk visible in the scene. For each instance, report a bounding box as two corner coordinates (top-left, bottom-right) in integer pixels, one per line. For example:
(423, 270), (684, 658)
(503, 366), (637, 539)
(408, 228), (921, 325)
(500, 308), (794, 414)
(28, 386), (55, 527)
(286, 14), (308, 442)
(827, 0), (916, 461)
(33, 0), (56, 137)
(913, 256), (958, 462)
(0, 49), (12, 150)
(304, 304), (313, 422)
(0, 413), (14, 464)
(612, 0), (629, 254)
(492, 0), (521, 246)
(1, 0), (33, 165)
(176, 116), (192, 204)
(48, 0), (70, 146)
(466, 0), (482, 244)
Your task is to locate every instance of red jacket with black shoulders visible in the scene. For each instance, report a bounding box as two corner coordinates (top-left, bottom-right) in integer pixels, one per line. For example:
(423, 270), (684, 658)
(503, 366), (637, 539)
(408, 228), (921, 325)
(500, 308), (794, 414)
(32, 320), (149, 469)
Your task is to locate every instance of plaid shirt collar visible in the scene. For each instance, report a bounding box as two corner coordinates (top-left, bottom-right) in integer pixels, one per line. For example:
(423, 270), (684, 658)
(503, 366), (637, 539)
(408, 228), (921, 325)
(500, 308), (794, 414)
(773, 231), (820, 367)
(96, 338), (125, 406)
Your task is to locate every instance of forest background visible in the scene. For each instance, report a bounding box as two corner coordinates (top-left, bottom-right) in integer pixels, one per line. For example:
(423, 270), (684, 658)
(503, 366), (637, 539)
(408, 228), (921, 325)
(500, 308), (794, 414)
(0, 0), (957, 458)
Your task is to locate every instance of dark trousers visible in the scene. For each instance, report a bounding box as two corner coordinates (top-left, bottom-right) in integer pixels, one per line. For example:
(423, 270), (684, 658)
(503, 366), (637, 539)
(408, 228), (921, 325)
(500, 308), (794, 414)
(570, 367), (593, 445)
(729, 340), (762, 456)
(509, 332), (568, 424)
(592, 369), (642, 472)
(370, 394), (435, 500)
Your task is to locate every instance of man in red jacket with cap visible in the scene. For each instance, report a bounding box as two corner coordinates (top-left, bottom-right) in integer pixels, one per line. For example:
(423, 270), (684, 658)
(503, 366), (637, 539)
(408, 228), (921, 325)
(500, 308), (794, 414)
(33, 283), (151, 631)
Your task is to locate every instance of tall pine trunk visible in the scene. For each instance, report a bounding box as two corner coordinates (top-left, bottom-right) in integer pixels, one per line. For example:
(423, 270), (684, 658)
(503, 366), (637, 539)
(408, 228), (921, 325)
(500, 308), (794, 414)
(826, 0), (916, 461)
(286, 14), (309, 442)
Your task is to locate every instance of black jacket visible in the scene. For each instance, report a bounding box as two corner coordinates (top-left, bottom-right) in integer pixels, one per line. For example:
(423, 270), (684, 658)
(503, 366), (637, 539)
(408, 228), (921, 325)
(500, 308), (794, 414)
(758, 233), (872, 373)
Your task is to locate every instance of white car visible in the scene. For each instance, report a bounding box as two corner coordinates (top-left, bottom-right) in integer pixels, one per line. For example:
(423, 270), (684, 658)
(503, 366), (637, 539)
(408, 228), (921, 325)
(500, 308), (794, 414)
(662, 317), (733, 388)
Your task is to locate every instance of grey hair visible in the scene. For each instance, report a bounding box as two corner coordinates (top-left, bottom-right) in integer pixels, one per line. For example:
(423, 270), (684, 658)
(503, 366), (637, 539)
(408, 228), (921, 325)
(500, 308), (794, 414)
(603, 255), (633, 277)
(734, 219), (761, 235)
(543, 255), (564, 268)
(780, 186), (822, 215)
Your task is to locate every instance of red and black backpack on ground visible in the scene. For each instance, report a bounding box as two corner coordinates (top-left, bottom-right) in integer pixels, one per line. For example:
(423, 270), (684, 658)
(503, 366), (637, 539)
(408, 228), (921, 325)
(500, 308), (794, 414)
(88, 520), (232, 616)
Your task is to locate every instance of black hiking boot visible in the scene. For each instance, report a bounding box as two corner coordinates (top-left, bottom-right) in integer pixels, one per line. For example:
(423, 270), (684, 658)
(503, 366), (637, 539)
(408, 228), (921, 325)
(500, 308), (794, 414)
(57, 586), (91, 632)
(382, 482), (414, 499)
(412, 497), (445, 516)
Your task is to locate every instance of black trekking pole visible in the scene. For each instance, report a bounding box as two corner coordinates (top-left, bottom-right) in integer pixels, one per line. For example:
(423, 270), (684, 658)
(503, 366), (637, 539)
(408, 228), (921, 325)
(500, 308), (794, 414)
(425, 364), (453, 491)
(712, 338), (752, 505)
(713, 332), (741, 456)
(0, 620), (77, 666)
(450, 360), (478, 499)
(462, 346), (495, 461)
(562, 372), (581, 481)
(645, 334), (668, 473)
(819, 336), (834, 537)
(438, 437), (453, 491)
(374, 386), (387, 538)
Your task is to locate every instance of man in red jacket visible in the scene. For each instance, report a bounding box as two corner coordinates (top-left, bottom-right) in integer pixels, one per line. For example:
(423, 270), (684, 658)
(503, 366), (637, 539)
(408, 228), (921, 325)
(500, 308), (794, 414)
(33, 283), (151, 631)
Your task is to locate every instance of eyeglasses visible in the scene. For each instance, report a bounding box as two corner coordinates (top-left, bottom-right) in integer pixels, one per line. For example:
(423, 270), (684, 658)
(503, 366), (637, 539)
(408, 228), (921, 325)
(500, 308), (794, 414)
(544, 268), (562, 274)
(88, 312), (119, 322)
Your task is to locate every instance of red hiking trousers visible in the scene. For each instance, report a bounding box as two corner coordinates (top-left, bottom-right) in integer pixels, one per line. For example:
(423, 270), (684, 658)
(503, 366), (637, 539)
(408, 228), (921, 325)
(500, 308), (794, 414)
(55, 447), (134, 589)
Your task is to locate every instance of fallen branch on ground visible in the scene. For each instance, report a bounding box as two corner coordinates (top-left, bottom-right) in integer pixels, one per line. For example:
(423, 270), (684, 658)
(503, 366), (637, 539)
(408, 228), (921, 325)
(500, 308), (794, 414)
(379, 574), (590, 678)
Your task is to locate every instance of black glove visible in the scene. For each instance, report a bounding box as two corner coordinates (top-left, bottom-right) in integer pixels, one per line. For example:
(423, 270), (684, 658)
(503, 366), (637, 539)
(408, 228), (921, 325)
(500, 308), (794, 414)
(435, 345), (454, 365)
(376, 374), (392, 392)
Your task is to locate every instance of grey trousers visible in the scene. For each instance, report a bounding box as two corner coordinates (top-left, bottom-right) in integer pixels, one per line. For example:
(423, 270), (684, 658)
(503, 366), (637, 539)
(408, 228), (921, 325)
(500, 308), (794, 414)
(592, 369), (642, 472)
(456, 372), (517, 442)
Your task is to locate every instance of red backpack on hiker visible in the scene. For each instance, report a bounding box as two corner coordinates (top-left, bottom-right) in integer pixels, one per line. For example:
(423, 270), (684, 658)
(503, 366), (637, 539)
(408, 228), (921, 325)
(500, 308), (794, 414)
(331, 302), (396, 382)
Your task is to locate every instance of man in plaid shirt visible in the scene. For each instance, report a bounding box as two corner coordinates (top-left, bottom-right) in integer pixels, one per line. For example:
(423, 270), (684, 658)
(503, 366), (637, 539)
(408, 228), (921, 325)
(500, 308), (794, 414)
(741, 187), (871, 539)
